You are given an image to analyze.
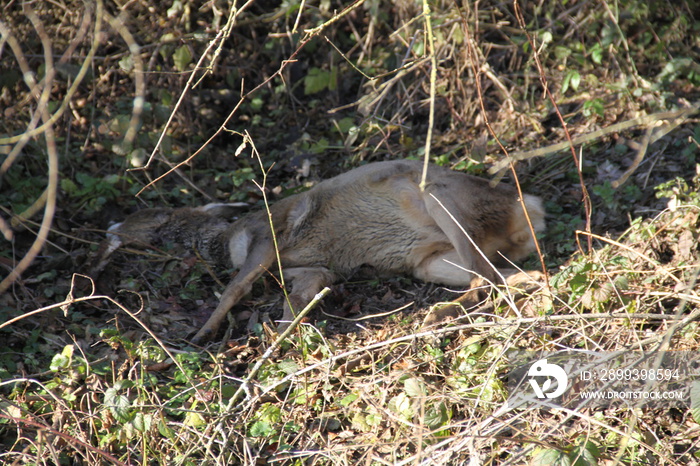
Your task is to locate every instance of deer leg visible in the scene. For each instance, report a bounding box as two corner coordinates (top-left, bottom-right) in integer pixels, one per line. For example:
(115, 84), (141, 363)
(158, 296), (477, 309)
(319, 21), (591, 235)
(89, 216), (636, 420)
(191, 237), (276, 344)
(277, 267), (334, 330)
(422, 193), (500, 285)
(422, 269), (546, 327)
(411, 247), (485, 326)
(412, 249), (473, 286)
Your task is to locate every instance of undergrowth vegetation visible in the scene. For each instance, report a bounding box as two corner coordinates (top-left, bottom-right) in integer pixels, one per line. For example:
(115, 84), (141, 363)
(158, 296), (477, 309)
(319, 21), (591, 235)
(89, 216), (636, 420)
(1, 0), (699, 464)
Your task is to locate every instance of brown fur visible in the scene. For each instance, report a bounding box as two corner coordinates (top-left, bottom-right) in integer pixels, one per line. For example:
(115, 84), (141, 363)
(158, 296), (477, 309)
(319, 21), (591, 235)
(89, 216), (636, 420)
(96, 160), (545, 342)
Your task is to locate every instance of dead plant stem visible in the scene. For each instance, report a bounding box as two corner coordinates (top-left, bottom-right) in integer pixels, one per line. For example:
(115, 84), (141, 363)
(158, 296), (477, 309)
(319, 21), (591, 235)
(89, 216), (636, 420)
(513, 0), (593, 252)
(245, 309), (689, 411)
(489, 103), (700, 174)
(458, 5), (550, 290)
(200, 288), (331, 459)
(419, 0), (438, 191)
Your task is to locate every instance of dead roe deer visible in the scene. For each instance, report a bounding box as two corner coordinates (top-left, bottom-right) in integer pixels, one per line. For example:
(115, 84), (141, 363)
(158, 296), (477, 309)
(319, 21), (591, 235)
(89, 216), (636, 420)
(95, 160), (545, 343)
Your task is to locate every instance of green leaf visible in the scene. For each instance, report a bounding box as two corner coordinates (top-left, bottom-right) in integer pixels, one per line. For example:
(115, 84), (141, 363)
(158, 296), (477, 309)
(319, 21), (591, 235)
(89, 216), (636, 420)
(107, 114), (131, 136)
(257, 403), (282, 423)
(119, 55), (134, 73)
(335, 117), (355, 133)
(103, 174), (120, 185)
(465, 342), (481, 354)
(571, 439), (600, 466)
(160, 33), (177, 43)
(310, 138), (329, 155)
(412, 41), (424, 56)
(532, 448), (572, 466)
(50, 345), (74, 371)
(562, 70), (581, 94)
(221, 384), (237, 400)
(184, 411), (206, 427)
(452, 25), (464, 45)
(250, 420), (275, 437)
(131, 412), (153, 433)
(351, 412), (371, 432)
(561, 74), (571, 94)
(277, 359), (301, 375)
(304, 67), (330, 95)
(113, 379), (135, 391)
(36, 271), (57, 282)
(589, 43), (603, 65)
(569, 71), (581, 91)
(250, 97), (264, 111)
(690, 380), (700, 423)
(104, 387), (131, 423)
(365, 412), (382, 427)
(424, 402), (450, 429)
(61, 345), (74, 358)
(50, 353), (70, 372)
(328, 66), (338, 92)
(173, 45), (192, 72)
(404, 377), (427, 397)
(129, 148), (148, 168)
(539, 31), (553, 46)
(158, 419), (175, 439)
(61, 178), (78, 196)
(583, 98), (605, 118)
(554, 45), (572, 61)
(339, 392), (359, 407)
(388, 393), (413, 420)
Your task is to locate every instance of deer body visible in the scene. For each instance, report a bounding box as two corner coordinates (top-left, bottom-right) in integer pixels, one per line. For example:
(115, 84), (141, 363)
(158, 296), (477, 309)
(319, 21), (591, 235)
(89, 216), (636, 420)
(99, 160), (545, 342)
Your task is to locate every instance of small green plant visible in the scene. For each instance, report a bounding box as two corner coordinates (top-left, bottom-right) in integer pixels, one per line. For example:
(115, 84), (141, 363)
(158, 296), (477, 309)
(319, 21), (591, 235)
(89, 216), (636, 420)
(592, 181), (643, 212)
(582, 98), (605, 118)
(61, 172), (121, 214)
(655, 171), (700, 206)
(530, 437), (601, 466)
(304, 66), (338, 95)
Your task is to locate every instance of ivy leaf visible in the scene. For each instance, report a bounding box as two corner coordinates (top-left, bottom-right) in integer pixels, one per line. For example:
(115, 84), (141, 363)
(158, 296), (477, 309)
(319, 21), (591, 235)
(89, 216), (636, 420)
(104, 387), (131, 423)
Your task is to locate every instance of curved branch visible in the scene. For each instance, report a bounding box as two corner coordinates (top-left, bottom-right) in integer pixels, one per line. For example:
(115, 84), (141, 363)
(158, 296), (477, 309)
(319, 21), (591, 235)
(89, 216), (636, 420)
(0, 4), (65, 293)
(0, 1), (103, 149)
